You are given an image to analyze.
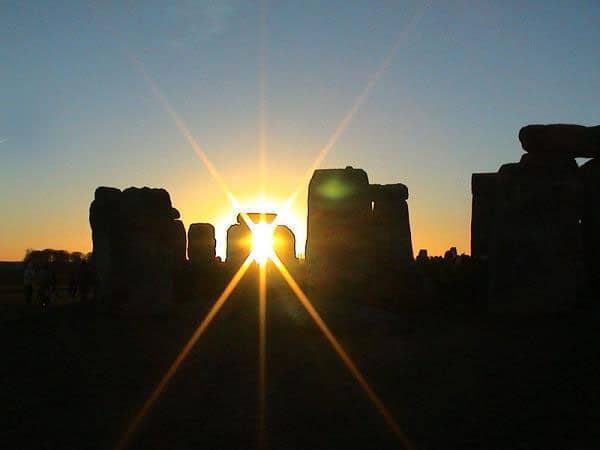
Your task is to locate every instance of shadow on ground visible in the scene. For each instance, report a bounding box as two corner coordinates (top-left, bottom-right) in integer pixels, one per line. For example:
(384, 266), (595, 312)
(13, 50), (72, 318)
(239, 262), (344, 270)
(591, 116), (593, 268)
(2, 276), (598, 450)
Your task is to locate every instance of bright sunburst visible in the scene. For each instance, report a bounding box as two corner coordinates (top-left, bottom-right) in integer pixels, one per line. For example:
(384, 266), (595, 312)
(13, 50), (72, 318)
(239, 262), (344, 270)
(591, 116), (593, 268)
(250, 221), (275, 265)
(114, 0), (422, 444)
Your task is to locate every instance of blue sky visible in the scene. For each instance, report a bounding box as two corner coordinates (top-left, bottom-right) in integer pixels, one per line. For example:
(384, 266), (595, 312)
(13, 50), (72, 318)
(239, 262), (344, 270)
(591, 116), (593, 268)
(1, 0), (599, 259)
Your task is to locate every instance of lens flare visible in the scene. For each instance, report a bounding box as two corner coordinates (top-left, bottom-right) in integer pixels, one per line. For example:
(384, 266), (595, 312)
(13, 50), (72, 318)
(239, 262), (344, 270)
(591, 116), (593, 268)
(251, 221), (275, 265)
(276, 0), (429, 223)
(115, 256), (253, 450)
(271, 254), (414, 449)
(258, 261), (267, 449)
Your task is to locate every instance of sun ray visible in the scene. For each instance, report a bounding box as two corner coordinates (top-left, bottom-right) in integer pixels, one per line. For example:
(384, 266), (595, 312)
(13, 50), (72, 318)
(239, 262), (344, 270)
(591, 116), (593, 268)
(258, 0), (268, 196)
(130, 56), (242, 211)
(258, 261), (267, 449)
(275, 1), (429, 222)
(115, 256), (254, 450)
(270, 254), (414, 450)
(88, 8), (243, 211)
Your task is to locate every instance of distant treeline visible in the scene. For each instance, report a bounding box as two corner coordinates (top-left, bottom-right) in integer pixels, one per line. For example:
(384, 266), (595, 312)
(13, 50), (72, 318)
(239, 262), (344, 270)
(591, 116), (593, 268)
(0, 249), (91, 287)
(23, 249), (91, 266)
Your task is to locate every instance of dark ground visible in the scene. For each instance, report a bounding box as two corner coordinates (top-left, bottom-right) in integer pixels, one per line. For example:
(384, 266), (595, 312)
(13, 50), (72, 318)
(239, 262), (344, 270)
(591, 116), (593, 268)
(1, 269), (599, 450)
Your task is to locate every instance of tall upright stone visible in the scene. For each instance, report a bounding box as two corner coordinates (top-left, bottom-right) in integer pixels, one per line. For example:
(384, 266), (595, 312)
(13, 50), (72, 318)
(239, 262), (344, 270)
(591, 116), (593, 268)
(488, 154), (582, 312)
(226, 213), (276, 265)
(226, 222), (250, 267)
(581, 158), (600, 296)
(471, 173), (499, 259)
(305, 166), (414, 301)
(89, 187), (123, 307)
(370, 183), (413, 267)
(306, 167), (372, 294)
(188, 223), (216, 264)
(274, 225), (297, 264)
(169, 220), (187, 264)
(89, 186), (184, 314)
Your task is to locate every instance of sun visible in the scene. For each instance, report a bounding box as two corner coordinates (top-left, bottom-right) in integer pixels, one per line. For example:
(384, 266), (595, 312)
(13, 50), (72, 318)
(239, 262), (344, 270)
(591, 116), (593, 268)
(251, 221), (275, 265)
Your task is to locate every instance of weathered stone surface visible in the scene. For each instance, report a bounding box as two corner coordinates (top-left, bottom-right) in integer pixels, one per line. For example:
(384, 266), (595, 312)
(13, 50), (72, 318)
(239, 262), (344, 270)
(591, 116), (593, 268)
(488, 154), (582, 312)
(306, 167), (371, 262)
(89, 186), (183, 315)
(188, 223), (216, 264)
(306, 167), (372, 293)
(274, 225), (296, 263)
(120, 187), (173, 229)
(370, 183), (413, 267)
(226, 222), (252, 265)
(94, 186), (121, 204)
(471, 173), (499, 259)
(519, 124), (600, 158)
(121, 227), (171, 314)
(581, 158), (600, 296)
(89, 188), (124, 307)
(169, 220), (187, 264)
(305, 167), (414, 300)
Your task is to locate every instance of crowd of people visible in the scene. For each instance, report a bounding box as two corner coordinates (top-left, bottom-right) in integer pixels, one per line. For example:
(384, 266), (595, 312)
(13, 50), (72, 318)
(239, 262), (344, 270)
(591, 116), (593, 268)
(22, 252), (92, 307)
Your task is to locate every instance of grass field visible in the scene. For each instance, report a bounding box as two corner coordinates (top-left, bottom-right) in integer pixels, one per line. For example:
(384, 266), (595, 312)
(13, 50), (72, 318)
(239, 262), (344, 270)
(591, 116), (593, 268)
(2, 275), (598, 449)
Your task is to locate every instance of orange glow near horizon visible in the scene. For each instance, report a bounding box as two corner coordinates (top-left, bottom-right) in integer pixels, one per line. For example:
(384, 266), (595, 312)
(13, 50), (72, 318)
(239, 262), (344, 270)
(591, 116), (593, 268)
(210, 195), (305, 260)
(251, 221), (275, 266)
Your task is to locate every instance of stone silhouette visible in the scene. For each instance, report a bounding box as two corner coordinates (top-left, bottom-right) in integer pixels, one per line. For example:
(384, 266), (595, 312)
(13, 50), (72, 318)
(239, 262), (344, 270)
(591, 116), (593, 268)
(188, 223), (216, 264)
(169, 220), (187, 264)
(305, 166), (413, 299)
(226, 213), (277, 265)
(370, 183), (413, 267)
(89, 186), (184, 314)
(581, 157), (600, 297)
(472, 124), (600, 312)
(306, 167), (373, 294)
(470, 173), (498, 259)
(519, 124), (600, 158)
(274, 225), (297, 264)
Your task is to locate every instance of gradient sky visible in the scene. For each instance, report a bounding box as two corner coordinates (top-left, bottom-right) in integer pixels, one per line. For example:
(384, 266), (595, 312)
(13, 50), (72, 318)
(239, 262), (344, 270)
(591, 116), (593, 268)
(1, 0), (599, 261)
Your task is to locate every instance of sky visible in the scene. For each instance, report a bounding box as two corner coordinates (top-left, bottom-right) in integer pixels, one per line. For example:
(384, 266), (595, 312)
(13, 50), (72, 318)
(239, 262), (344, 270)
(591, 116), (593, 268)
(1, 0), (599, 261)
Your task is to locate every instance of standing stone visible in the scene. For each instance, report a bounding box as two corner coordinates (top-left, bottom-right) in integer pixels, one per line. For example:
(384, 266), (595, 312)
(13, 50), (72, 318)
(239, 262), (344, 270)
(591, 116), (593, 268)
(89, 187), (123, 307)
(226, 215), (253, 266)
(168, 220), (187, 264)
(471, 173), (499, 259)
(89, 186), (184, 315)
(305, 166), (415, 302)
(488, 154), (582, 312)
(226, 213), (277, 265)
(305, 167), (372, 294)
(188, 223), (216, 264)
(369, 183), (414, 304)
(274, 225), (297, 264)
(370, 183), (413, 267)
(519, 124), (600, 158)
(581, 158), (600, 297)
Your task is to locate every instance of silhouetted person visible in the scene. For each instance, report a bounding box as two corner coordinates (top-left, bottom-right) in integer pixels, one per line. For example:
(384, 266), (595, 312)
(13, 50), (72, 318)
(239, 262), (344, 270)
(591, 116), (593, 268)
(23, 262), (35, 304)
